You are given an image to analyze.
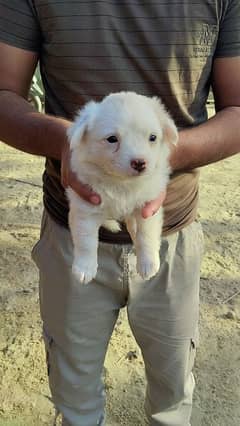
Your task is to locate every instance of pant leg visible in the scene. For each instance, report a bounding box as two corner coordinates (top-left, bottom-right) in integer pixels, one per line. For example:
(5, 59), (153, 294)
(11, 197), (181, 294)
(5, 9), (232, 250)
(127, 222), (204, 426)
(32, 211), (126, 426)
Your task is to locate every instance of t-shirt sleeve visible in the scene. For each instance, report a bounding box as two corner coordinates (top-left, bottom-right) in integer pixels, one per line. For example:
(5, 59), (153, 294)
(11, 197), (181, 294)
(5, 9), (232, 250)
(0, 0), (41, 52)
(215, 0), (240, 58)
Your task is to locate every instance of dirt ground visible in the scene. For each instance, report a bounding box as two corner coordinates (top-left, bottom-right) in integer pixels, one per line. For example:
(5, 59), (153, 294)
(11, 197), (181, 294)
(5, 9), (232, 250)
(0, 142), (240, 426)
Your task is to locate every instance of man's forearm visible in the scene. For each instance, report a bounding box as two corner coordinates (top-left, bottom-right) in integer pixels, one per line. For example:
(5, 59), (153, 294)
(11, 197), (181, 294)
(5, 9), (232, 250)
(0, 90), (71, 159)
(171, 106), (240, 171)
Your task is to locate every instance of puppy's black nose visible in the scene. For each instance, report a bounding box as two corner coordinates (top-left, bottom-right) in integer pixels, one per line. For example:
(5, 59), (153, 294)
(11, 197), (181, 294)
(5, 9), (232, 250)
(130, 159), (146, 173)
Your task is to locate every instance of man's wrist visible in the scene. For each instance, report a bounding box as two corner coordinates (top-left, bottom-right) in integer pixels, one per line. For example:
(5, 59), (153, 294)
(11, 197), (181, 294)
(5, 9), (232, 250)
(169, 128), (197, 172)
(169, 130), (185, 172)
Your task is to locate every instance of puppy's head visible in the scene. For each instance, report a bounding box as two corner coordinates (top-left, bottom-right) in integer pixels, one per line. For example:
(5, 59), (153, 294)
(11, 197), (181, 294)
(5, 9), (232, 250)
(68, 92), (178, 178)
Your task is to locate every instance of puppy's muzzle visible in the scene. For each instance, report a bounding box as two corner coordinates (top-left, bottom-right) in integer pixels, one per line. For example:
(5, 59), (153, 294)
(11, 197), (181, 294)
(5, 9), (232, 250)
(130, 159), (146, 173)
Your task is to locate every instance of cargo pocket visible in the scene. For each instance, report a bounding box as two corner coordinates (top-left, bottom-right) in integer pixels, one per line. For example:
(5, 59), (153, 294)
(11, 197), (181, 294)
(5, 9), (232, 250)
(31, 210), (51, 267)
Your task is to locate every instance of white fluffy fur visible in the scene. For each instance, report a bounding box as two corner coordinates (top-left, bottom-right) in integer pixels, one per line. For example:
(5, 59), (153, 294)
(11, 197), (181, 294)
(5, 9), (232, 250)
(66, 92), (178, 284)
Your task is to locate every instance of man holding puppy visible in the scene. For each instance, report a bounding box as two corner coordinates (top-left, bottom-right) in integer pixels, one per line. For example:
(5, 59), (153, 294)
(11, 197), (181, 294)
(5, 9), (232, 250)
(0, 1), (240, 425)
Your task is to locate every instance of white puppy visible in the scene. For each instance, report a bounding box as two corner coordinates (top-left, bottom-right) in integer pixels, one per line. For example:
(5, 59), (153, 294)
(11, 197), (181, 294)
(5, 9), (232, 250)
(66, 92), (178, 284)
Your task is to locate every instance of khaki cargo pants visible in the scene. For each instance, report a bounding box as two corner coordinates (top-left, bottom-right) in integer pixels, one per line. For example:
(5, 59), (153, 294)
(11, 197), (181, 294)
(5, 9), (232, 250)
(32, 210), (204, 426)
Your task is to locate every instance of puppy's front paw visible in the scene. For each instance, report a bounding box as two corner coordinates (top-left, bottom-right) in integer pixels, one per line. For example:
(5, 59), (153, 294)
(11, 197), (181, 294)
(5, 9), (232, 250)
(137, 254), (160, 280)
(72, 259), (98, 285)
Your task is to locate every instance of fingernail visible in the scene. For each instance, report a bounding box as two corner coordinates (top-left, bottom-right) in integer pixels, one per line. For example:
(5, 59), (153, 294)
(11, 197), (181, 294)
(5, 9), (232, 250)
(90, 195), (101, 205)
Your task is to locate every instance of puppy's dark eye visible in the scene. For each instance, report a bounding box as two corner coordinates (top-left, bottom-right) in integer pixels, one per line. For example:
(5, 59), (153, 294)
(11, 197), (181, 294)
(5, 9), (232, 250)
(149, 134), (157, 142)
(106, 135), (118, 144)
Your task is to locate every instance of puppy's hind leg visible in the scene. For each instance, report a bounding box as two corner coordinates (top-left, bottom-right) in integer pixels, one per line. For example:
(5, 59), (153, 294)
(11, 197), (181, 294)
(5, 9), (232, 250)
(68, 207), (103, 285)
(125, 216), (137, 244)
(134, 209), (163, 280)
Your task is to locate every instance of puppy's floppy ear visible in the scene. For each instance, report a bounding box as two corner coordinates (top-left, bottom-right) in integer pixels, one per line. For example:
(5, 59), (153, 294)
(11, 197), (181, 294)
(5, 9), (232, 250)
(67, 100), (99, 149)
(151, 96), (178, 146)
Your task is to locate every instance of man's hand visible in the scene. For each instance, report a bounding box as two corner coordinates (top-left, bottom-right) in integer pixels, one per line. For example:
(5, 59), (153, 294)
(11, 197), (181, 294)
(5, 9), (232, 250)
(141, 190), (167, 219)
(61, 141), (101, 205)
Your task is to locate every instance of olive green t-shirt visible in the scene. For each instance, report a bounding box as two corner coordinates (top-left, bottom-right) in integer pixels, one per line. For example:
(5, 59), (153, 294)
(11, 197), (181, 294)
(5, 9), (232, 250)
(0, 1), (240, 242)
